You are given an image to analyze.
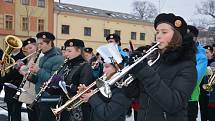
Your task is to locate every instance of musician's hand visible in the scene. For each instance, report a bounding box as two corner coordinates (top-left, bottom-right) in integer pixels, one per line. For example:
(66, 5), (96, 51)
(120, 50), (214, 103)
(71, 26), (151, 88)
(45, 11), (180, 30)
(80, 90), (94, 102)
(128, 58), (148, 74)
(207, 66), (213, 75)
(77, 84), (87, 94)
(211, 67), (215, 73)
(29, 63), (39, 74)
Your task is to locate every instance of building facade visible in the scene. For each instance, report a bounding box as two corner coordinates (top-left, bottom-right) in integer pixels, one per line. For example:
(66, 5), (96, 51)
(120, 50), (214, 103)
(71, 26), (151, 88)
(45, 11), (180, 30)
(54, 2), (155, 50)
(199, 27), (215, 46)
(0, 0), (54, 49)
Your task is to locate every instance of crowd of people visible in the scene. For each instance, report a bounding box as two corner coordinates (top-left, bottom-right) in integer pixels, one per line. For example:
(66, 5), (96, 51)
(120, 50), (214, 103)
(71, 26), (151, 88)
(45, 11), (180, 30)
(0, 13), (214, 121)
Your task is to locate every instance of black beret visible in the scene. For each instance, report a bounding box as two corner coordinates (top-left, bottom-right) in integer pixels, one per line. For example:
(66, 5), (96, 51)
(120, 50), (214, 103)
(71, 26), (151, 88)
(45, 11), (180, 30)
(36, 32), (55, 41)
(84, 47), (93, 53)
(187, 25), (199, 37)
(23, 38), (36, 47)
(154, 13), (187, 37)
(64, 39), (85, 48)
(106, 34), (120, 42)
(204, 45), (213, 52)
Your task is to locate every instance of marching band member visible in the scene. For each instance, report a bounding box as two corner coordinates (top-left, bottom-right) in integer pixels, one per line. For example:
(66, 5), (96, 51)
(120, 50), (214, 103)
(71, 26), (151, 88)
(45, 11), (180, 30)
(47, 39), (94, 121)
(201, 45), (215, 121)
(106, 34), (128, 63)
(0, 48), (26, 121)
(29, 32), (64, 121)
(83, 47), (94, 62)
(18, 37), (43, 121)
(126, 13), (197, 121)
(78, 43), (131, 121)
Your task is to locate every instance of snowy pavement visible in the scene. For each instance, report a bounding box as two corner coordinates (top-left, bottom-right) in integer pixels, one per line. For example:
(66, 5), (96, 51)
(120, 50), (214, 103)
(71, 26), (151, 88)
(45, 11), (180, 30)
(0, 90), (201, 121)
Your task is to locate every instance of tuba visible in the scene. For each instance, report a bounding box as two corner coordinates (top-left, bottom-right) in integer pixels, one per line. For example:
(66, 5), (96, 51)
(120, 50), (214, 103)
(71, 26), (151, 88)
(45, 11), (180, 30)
(1, 35), (23, 76)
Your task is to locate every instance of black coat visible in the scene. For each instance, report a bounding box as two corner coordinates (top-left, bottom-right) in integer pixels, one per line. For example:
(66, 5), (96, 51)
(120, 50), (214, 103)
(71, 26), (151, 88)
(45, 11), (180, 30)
(0, 51), (26, 102)
(129, 35), (197, 121)
(49, 55), (94, 121)
(88, 87), (131, 121)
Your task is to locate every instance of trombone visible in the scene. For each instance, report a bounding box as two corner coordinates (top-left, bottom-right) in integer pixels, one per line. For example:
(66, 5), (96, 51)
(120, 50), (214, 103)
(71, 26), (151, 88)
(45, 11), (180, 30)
(51, 42), (160, 116)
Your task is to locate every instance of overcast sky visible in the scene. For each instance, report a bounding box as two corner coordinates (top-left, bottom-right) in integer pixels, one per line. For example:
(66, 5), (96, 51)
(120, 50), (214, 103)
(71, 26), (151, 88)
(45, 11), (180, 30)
(55, 0), (212, 24)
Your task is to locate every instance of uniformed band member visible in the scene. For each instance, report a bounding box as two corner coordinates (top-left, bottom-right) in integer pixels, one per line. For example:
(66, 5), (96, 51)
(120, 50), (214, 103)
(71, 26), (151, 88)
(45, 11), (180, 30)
(0, 47), (26, 121)
(83, 47), (94, 62)
(106, 34), (128, 59)
(78, 44), (131, 121)
(126, 13), (197, 121)
(47, 39), (93, 121)
(29, 32), (64, 121)
(18, 37), (42, 121)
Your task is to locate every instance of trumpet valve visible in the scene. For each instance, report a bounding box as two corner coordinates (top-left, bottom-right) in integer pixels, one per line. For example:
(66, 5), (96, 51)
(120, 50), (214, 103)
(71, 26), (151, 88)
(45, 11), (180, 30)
(203, 84), (213, 92)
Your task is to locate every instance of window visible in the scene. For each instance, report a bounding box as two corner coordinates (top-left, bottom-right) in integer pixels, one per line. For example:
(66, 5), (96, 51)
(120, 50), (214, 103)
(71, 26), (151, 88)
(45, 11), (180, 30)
(140, 33), (145, 40)
(22, 17), (29, 31)
(5, 15), (13, 30)
(22, 0), (29, 5)
(131, 32), (136, 40)
(61, 25), (70, 34)
(38, 19), (44, 32)
(4, 0), (13, 3)
(115, 30), (121, 36)
(104, 29), (110, 37)
(38, 0), (45, 7)
(84, 27), (91, 36)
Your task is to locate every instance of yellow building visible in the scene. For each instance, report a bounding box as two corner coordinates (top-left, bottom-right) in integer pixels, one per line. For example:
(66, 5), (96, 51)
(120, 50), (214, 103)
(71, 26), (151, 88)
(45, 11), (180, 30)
(54, 2), (155, 50)
(0, 0), (54, 49)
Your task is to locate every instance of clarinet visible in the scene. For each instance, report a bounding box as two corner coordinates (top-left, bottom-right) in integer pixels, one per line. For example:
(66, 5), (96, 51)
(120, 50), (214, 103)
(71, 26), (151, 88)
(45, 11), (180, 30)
(28, 59), (68, 110)
(13, 50), (42, 100)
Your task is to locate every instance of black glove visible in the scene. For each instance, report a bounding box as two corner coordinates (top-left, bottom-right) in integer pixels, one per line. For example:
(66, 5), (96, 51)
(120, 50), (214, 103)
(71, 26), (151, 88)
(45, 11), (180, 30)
(128, 51), (143, 65)
(128, 57), (148, 75)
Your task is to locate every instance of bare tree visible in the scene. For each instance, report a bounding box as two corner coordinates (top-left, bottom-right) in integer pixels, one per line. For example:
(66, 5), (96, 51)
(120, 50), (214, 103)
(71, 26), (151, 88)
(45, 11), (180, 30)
(132, 0), (158, 21)
(196, 0), (215, 19)
(189, 18), (210, 29)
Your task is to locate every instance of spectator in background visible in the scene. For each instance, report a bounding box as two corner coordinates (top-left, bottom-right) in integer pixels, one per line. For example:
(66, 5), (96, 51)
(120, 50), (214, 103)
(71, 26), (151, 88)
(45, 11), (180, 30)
(187, 25), (208, 121)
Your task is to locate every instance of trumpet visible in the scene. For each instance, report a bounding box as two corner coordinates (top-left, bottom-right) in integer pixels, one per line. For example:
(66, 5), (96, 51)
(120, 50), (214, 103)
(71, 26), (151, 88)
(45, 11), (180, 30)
(203, 73), (215, 92)
(51, 42), (160, 116)
(51, 74), (107, 117)
(28, 59), (68, 110)
(13, 50), (42, 100)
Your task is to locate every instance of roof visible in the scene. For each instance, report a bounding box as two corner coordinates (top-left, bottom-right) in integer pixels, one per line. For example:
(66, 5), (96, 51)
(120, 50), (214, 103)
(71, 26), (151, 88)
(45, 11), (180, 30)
(54, 2), (151, 24)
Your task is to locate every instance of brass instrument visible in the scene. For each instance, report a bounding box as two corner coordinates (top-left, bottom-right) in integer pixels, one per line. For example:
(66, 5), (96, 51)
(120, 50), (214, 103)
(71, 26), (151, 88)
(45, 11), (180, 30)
(13, 50), (42, 100)
(51, 74), (107, 117)
(51, 42), (160, 116)
(28, 59), (68, 110)
(203, 73), (215, 92)
(1, 35), (23, 76)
